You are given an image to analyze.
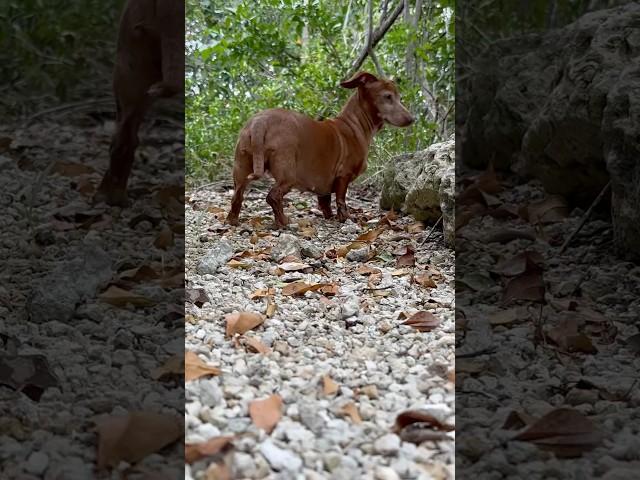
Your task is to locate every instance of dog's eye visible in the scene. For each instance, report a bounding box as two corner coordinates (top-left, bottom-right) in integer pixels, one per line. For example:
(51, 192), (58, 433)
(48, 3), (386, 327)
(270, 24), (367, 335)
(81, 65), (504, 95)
(384, 93), (393, 101)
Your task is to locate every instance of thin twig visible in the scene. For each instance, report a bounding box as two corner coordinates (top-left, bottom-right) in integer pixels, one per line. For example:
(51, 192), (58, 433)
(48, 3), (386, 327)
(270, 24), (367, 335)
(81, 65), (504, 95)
(560, 181), (611, 253)
(420, 215), (443, 246)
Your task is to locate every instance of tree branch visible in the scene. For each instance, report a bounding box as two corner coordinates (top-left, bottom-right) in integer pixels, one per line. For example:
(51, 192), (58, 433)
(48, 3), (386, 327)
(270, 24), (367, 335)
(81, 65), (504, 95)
(366, 0), (386, 77)
(345, 0), (404, 79)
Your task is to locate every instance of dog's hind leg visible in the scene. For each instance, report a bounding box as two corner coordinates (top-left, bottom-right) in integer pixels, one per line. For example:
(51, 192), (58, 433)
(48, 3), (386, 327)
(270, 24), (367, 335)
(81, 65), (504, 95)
(227, 150), (254, 225)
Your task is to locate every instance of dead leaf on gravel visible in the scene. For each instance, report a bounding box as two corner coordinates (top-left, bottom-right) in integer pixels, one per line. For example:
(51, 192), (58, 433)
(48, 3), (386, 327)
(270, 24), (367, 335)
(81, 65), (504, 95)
(185, 436), (234, 464)
(406, 222), (425, 233)
(495, 251), (544, 277)
(207, 206), (226, 215)
(186, 288), (209, 308)
(512, 408), (602, 457)
(99, 286), (155, 308)
(396, 246), (416, 267)
(393, 410), (455, 434)
(265, 299), (277, 317)
(525, 195), (569, 224)
(281, 281), (337, 296)
(250, 288), (275, 299)
(279, 262), (312, 272)
(225, 312), (265, 336)
(244, 336), (271, 354)
(356, 227), (386, 242)
(119, 265), (161, 282)
(340, 402), (362, 424)
(226, 259), (251, 269)
(489, 307), (530, 326)
(95, 412), (182, 469)
(322, 375), (339, 396)
(356, 265), (381, 276)
(391, 268), (411, 276)
(185, 351), (220, 381)
(403, 311), (441, 332)
(503, 269), (545, 303)
(249, 394), (282, 433)
(151, 354), (184, 381)
(414, 273), (437, 288)
(154, 226), (174, 249)
(502, 410), (537, 430)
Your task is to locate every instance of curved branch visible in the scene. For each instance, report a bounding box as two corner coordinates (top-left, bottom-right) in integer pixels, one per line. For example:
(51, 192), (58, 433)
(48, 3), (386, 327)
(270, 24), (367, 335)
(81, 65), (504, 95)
(345, 0), (404, 79)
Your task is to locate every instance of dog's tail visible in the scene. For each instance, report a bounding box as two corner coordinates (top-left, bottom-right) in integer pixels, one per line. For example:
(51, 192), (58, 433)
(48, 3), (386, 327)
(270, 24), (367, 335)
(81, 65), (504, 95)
(248, 117), (267, 180)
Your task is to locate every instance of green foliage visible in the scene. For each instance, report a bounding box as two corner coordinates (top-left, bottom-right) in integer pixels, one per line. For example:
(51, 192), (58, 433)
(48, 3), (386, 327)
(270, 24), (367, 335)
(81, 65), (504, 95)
(186, 0), (454, 184)
(0, 0), (124, 115)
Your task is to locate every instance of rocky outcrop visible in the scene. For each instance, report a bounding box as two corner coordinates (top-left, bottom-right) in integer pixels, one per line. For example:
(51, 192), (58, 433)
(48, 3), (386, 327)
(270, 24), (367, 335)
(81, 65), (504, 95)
(380, 138), (454, 245)
(460, 3), (640, 258)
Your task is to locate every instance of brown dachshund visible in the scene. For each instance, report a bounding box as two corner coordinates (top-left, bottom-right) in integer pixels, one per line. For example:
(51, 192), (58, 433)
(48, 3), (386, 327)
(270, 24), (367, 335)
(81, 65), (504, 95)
(94, 0), (184, 206)
(226, 71), (414, 227)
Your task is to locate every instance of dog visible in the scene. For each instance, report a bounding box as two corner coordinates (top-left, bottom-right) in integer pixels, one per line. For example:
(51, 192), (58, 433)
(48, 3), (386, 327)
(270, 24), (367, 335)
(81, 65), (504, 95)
(94, 0), (184, 206)
(226, 71), (414, 227)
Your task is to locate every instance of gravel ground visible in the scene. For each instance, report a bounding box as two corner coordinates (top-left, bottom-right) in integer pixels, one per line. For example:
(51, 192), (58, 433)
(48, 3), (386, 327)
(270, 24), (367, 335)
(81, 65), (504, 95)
(0, 110), (184, 479)
(456, 170), (640, 478)
(185, 179), (455, 479)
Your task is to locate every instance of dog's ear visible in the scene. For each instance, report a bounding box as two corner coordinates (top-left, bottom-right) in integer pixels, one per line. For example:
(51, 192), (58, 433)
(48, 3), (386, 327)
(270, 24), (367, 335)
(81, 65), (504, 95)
(340, 71), (378, 89)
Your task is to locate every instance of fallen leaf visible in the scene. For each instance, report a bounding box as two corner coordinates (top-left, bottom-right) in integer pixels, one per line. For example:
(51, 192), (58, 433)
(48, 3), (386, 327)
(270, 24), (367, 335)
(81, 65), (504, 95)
(186, 288), (209, 308)
(503, 270), (545, 303)
(185, 436), (234, 464)
(281, 281), (335, 296)
(340, 402), (362, 424)
(225, 312), (265, 336)
(279, 262), (311, 272)
(512, 408), (602, 457)
(95, 412), (182, 469)
(153, 226), (174, 249)
(151, 354), (184, 381)
(226, 259), (251, 269)
(393, 410), (455, 433)
(250, 288), (276, 299)
(414, 273), (437, 288)
(322, 375), (339, 396)
(403, 311), (441, 332)
(396, 247), (416, 267)
(495, 251), (544, 277)
(356, 227), (386, 242)
(355, 265), (381, 276)
(185, 351), (220, 381)
(244, 336), (271, 354)
(390, 268), (411, 276)
(119, 265), (161, 282)
(526, 195), (569, 224)
(489, 307), (529, 326)
(207, 206), (226, 215)
(249, 394), (282, 433)
(99, 286), (155, 308)
(502, 410), (537, 430)
(265, 300), (277, 318)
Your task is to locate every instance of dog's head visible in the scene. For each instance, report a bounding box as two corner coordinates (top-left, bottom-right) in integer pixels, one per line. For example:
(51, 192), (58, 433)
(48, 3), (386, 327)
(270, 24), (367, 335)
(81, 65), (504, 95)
(340, 71), (414, 127)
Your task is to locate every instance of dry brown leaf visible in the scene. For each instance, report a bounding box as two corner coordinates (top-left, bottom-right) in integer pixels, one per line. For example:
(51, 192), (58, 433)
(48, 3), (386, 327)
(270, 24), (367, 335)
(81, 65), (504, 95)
(393, 409), (455, 434)
(153, 226), (174, 249)
(185, 436), (234, 464)
(185, 351), (221, 381)
(95, 412), (182, 469)
(355, 265), (381, 276)
(226, 259), (251, 269)
(119, 265), (161, 282)
(512, 408), (602, 457)
(207, 206), (226, 214)
(495, 251), (544, 277)
(503, 270), (545, 303)
(407, 222), (425, 233)
(265, 300), (277, 318)
(396, 246), (416, 267)
(322, 375), (339, 396)
(356, 227), (386, 242)
(244, 336), (271, 354)
(99, 286), (155, 308)
(414, 273), (437, 288)
(249, 394), (282, 433)
(391, 268), (411, 276)
(151, 354), (184, 381)
(403, 311), (441, 332)
(225, 312), (265, 336)
(318, 284), (339, 296)
(279, 262), (312, 272)
(281, 281), (335, 296)
(250, 288), (276, 299)
(340, 402), (362, 424)
(526, 195), (569, 224)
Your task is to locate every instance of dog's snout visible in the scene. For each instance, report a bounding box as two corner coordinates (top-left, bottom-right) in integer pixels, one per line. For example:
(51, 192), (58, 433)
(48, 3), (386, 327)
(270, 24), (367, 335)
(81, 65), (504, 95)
(405, 114), (415, 126)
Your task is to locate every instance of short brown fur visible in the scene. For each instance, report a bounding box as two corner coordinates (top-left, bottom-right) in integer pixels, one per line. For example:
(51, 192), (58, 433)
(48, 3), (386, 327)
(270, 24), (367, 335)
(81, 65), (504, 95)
(226, 71), (414, 227)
